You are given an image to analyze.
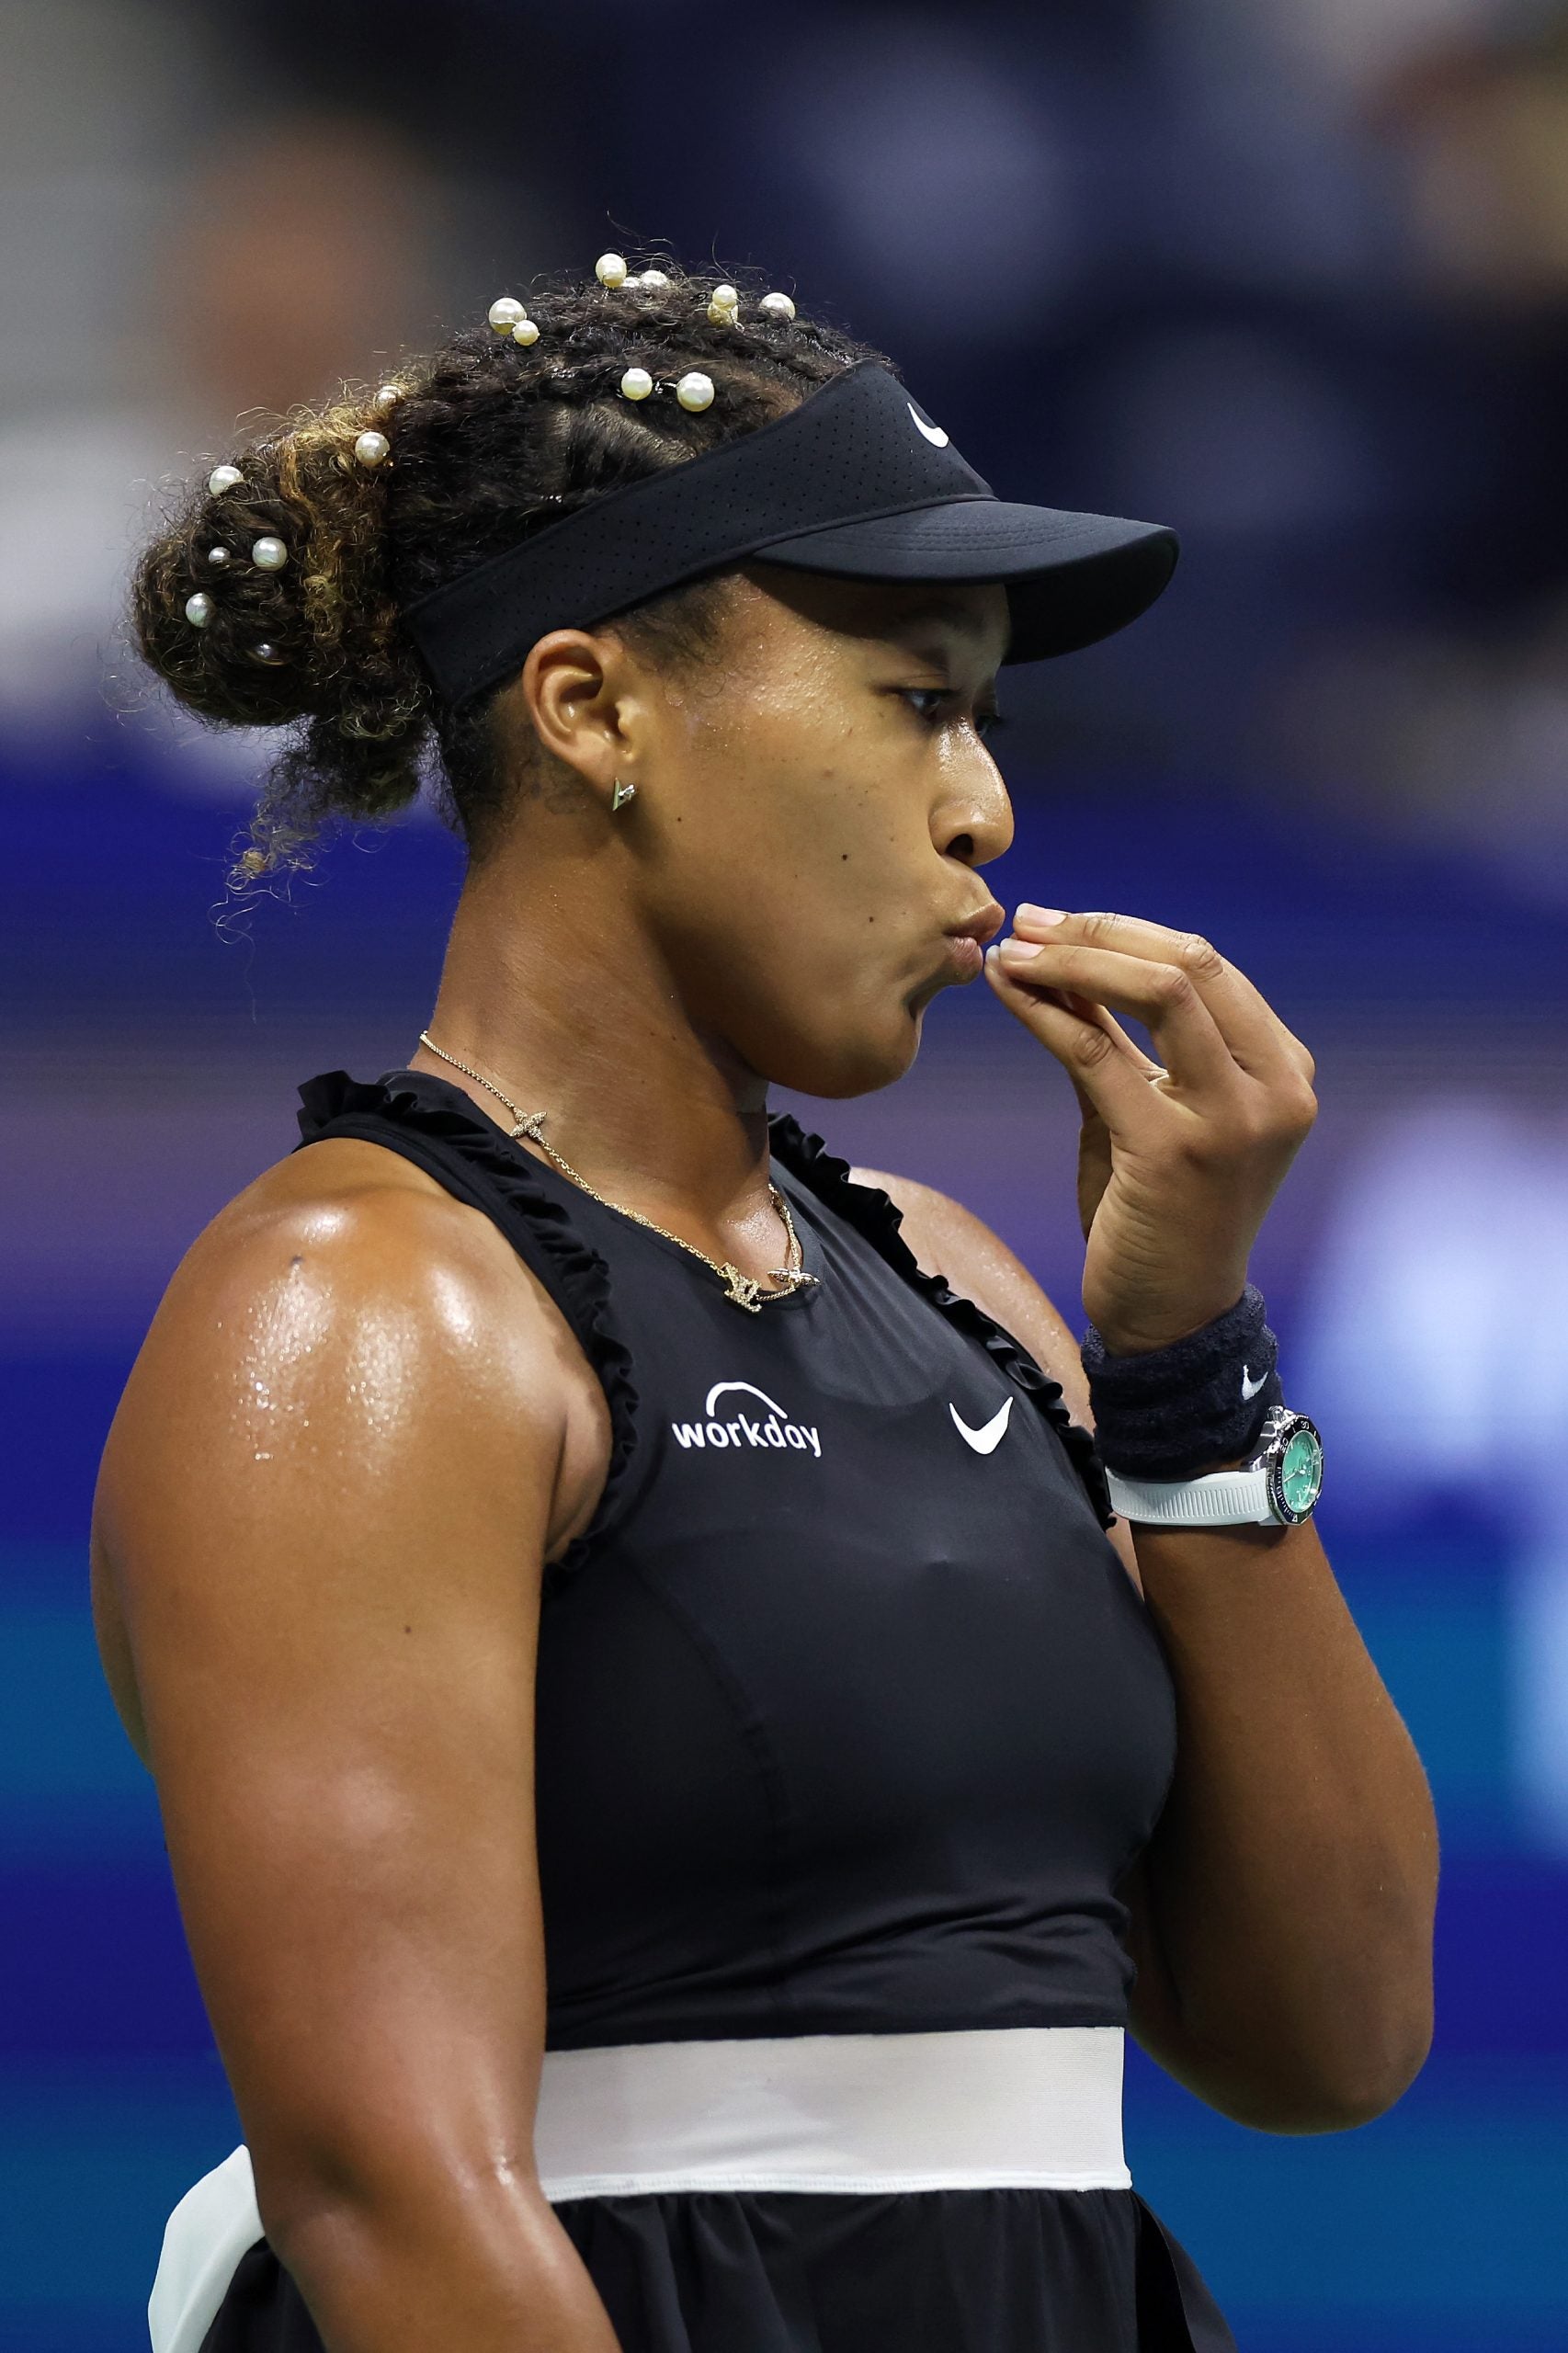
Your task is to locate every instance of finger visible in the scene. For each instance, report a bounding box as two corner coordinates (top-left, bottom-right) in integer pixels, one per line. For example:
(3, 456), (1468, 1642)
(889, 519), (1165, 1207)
(1008, 907), (1306, 1080)
(1028, 975), (1159, 1063)
(984, 955), (1192, 1135)
(992, 937), (1240, 1096)
(1050, 988), (1170, 1087)
(1065, 994), (1166, 1076)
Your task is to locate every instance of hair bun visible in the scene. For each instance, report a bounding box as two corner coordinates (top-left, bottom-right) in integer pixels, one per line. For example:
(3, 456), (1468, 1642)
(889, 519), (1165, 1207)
(131, 394), (434, 859)
(136, 468), (313, 729)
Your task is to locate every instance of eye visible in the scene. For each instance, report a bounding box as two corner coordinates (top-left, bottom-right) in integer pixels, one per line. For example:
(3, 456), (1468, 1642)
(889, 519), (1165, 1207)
(899, 688), (1008, 739)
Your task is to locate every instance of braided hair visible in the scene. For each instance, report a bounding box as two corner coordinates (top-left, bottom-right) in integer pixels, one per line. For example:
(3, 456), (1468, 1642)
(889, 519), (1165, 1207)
(131, 257), (893, 885)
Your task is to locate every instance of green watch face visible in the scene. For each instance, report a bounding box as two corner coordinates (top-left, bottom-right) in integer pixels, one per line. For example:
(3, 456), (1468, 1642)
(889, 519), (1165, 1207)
(1269, 1418), (1324, 1522)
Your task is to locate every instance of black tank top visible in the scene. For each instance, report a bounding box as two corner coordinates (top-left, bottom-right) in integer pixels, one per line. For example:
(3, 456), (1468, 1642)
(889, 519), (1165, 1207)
(295, 1068), (1178, 2055)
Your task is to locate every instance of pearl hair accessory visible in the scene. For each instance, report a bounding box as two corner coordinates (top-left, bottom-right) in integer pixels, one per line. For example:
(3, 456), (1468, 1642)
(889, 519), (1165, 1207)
(618, 367), (718, 410)
(185, 592), (213, 628)
(354, 429), (391, 467)
(707, 282), (740, 325)
(596, 252), (629, 287)
(758, 290), (796, 321)
(373, 383), (404, 414)
(207, 464), (244, 494)
(485, 298), (540, 346)
(250, 536), (288, 570)
(252, 642), (285, 665)
(207, 546), (231, 567)
(634, 269), (671, 290)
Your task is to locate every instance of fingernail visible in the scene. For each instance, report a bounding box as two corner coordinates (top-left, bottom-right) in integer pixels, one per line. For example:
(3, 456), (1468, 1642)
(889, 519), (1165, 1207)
(1015, 904), (1067, 925)
(997, 937), (1038, 961)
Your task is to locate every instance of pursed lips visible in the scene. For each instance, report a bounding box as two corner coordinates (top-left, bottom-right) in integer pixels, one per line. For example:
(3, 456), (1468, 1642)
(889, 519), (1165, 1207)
(903, 903), (1004, 996)
(941, 901), (1006, 982)
(892, 904), (1006, 1007)
(947, 903), (1006, 949)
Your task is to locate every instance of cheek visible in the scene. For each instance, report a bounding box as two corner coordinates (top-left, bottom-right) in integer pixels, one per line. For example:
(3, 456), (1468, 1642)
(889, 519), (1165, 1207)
(651, 659), (933, 1019)
(667, 690), (872, 873)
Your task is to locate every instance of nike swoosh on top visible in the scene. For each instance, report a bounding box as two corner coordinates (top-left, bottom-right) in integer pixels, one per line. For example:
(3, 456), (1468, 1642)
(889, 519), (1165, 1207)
(949, 1396), (1013, 1454)
(908, 402), (949, 447)
(1241, 1367), (1267, 1400)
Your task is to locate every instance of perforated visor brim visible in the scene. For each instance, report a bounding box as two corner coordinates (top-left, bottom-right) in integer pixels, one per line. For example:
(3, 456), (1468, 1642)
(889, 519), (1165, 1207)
(402, 363), (1180, 703)
(750, 503), (1180, 664)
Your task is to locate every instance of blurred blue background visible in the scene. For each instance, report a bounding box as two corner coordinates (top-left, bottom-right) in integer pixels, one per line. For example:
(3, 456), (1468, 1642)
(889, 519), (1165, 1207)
(5, 1), (1568, 2347)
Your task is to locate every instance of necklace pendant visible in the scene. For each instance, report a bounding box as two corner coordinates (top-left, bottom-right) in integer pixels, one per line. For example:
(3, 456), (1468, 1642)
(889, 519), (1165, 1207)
(720, 1265), (767, 1312)
(768, 1267), (818, 1290)
(509, 1111), (549, 1142)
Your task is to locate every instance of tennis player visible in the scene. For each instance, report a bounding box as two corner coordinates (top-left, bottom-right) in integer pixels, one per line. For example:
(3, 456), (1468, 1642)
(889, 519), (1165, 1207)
(96, 253), (1437, 2353)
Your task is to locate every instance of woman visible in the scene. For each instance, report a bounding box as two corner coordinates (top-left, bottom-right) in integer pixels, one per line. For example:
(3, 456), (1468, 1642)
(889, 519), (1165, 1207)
(96, 255), (1437, 2353)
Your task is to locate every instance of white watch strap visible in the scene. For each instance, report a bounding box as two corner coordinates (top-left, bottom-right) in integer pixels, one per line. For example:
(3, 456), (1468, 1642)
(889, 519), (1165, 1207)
(1103, 1464), (1276, 1526)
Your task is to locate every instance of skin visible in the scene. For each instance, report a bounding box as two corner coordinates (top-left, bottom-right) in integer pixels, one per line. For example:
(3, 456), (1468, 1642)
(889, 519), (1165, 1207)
(92, 562), (1437, 2353)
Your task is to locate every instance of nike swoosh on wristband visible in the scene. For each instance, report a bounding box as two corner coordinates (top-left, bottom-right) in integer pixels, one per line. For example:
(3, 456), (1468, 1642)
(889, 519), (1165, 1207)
(907, 401), (950, 447)
(1241, 1367), (1267, 1400)
(949, 1396), (1013, 1453)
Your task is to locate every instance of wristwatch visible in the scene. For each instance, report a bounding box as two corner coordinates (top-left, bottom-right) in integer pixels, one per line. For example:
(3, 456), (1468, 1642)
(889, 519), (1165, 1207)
(1103, 1405), (1324, 1529)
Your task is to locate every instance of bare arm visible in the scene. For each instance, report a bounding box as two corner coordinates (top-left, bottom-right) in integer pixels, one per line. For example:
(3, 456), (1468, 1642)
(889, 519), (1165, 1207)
(93, 1146), (622, 2352)
(854, 1165), (1437, 2134)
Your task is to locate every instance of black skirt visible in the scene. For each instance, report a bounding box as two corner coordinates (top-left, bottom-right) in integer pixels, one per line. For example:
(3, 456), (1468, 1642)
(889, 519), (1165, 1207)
(202, 2181), (1233, 2353)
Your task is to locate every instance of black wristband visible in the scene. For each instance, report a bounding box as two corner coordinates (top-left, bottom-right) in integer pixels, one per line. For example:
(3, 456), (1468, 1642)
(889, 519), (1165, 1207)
(1080, 1282), (1284, 1480)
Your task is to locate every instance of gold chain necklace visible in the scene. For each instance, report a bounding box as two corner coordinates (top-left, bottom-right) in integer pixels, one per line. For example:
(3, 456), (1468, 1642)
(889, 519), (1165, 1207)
(416, 1030), (819, 1313)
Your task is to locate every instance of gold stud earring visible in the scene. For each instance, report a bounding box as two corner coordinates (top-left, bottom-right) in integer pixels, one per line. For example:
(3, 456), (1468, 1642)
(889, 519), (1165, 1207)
(610, 777), (638, 813)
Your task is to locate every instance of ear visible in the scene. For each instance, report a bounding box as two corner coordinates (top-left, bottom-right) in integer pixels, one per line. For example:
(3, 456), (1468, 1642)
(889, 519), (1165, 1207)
(508, 627), (644, 805)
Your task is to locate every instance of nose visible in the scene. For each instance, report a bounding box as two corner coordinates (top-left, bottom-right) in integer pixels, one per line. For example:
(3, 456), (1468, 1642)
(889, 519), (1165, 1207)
(935, 750), (1014, 870)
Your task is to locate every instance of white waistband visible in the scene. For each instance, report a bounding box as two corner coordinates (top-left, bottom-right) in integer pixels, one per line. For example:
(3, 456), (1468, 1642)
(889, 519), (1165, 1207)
(534, 2024), (1130, 2198)
(149, 2027), (1129, 2353)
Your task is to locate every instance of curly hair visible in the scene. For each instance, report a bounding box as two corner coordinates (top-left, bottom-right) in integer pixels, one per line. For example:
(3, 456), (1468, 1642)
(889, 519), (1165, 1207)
(131, 256), (894, 886)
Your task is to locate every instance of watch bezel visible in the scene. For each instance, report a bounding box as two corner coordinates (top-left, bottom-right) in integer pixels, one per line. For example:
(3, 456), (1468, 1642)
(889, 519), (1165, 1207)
(1255, 1408), (1324, 1524)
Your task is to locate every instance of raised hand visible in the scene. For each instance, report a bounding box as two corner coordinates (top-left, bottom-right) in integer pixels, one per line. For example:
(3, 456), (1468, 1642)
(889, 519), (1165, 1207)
(984, 907), (1317, 1355)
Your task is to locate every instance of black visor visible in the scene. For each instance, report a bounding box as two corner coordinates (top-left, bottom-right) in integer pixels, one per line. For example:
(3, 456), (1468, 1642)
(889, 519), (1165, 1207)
(403, 359), (1178, 708)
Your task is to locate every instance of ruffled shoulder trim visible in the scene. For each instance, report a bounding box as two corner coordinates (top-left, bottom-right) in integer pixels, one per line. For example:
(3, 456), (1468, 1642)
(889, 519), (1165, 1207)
(767, 1111), (1115, 1530)
(296, 1068), (640, 1594)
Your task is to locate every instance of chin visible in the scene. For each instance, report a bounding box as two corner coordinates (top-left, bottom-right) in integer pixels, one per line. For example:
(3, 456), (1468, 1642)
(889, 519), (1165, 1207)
(759, 1005), (925, 1100)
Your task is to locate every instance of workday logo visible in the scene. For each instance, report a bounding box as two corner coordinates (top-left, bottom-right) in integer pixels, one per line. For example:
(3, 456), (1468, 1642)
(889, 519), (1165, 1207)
(672, 1380), (823, 1459)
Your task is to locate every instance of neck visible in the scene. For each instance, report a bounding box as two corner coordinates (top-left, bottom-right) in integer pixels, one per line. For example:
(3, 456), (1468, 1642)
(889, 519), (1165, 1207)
(413, 851), (782, 1250)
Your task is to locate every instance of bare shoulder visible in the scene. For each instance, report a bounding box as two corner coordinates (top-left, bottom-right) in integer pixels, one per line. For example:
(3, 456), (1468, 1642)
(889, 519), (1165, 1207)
(97, 1135), (603, 1530)
(91, 1137), (611, 1760)
(848, 1165), (1141, 1596)
(152, 1133), (558, 1342)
